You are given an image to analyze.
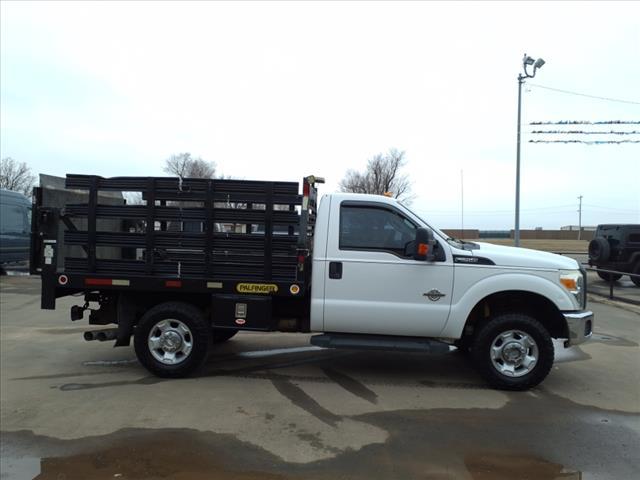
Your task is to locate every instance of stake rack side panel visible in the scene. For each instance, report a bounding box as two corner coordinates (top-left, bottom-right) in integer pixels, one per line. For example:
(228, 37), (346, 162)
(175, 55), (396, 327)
(62, 175), (303, 283)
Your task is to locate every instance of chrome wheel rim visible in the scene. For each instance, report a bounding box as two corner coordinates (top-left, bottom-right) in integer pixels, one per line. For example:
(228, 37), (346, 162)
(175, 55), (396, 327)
(490, 330), (538, 377)
(148, 319), (193, 365)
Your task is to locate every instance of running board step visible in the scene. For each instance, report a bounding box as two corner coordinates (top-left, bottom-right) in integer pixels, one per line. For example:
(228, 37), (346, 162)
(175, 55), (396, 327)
(310, 334), (450, 354)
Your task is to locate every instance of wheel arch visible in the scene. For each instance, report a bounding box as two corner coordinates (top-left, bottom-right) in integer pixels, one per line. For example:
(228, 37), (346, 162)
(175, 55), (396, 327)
(114, 292), (210, 347)
(459, 290), (568, 342)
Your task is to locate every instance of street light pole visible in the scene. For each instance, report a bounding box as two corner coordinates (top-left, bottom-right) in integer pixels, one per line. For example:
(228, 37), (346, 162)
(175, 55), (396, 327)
(515, 74), (524, 247)
(514, 53), (545, 247)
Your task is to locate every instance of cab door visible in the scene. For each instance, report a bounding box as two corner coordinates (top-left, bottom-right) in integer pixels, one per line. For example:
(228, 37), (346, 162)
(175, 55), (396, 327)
(322, 200), (454, 337)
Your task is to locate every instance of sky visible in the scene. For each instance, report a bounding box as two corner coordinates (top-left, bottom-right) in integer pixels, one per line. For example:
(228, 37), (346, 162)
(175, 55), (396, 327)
(1, 0), (639, 230)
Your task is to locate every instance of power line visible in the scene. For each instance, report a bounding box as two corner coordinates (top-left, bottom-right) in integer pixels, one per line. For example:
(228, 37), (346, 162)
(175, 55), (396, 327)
(418, 204), (579, 215)
(425, 211), (581, 217)
(530, 130), (640, 135)
(529, 139), (640, 144)
(583, 204), (640, 213)
(418, 204), (639, 216)
(530, 120), (640, 125)
(528, 83), (640, 105)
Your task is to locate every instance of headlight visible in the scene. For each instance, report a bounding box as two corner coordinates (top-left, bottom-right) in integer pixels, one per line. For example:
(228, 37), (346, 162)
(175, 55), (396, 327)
(559, 270), (584, 308)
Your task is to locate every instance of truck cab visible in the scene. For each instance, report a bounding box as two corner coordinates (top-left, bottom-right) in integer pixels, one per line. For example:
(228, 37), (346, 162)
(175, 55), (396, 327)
(310, 193), (593, 389)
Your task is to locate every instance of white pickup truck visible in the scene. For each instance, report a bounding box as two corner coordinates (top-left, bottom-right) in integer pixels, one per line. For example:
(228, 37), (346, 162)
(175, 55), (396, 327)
(33, 175), (593, 390)
(309, 192), (593, 390)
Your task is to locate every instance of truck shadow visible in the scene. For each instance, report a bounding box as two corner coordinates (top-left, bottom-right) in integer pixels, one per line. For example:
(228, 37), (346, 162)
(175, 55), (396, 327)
(42, 347), (490, 393)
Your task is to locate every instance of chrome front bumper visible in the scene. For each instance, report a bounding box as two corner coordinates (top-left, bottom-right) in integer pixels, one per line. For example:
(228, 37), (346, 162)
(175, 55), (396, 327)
(563, 311), (594, 347)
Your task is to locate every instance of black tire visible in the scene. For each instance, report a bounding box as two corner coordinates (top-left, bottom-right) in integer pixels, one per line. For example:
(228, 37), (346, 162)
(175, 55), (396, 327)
(454, 336), (473, 355)
(597, 270), (623, 282)
(134, 302), (211, 378)
(471, 313), (554, 391)
(213, 328), (239, 344)
(631, 263), (640, 287)
(588, 237), (610, 262)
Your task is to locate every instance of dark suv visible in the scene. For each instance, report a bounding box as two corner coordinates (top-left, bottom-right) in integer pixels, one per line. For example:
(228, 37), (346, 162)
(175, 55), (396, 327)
(588, 224), (640, 287)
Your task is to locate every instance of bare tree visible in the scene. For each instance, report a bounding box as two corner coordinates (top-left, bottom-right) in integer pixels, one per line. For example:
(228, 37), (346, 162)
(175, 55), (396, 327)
(163, 153), (216, 179)
(340, 148), (413, 204)
(0, 157), (36, 196)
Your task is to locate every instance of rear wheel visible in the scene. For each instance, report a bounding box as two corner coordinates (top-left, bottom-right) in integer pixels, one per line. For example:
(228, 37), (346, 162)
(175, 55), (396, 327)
(134, 302), (211, 378)
(472, 313), (554, 391)
(597, 270), (623, 282)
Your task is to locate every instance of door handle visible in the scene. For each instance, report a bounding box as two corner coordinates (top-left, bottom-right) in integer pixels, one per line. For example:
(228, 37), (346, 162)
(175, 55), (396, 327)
(329, 261), (342, 279)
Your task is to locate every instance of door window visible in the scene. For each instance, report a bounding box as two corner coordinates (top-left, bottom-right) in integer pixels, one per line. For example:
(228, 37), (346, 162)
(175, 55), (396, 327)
(340, 205), (416, 256)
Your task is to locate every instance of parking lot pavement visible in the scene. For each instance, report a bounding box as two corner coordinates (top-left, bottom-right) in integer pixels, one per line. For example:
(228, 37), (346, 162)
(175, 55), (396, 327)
(1, 276), (639, 480)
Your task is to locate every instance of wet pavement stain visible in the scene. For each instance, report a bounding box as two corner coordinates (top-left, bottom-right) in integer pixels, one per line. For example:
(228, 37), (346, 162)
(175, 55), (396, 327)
(420, 379), (490, 390)
(332, 390), (636, 480)
(464, 453), (580, 480)
(270, 374), (341, 427)
(589, 333), (638, 347)
(321, 367), (378, 404)
(3, 386), (638, 480)
(57, 376), (165, 391)
(14, 369), (138, 381)
(20, 430), (293, 480)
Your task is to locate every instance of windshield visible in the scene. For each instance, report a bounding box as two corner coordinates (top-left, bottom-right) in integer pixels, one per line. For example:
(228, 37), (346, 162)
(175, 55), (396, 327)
(398, 203), (480, 250)
(397, 204), (452, 241)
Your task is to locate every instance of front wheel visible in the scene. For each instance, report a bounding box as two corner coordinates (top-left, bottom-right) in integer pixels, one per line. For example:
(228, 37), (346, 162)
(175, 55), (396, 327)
(134, 302), (211, 378)
(472, 313), (554, 391)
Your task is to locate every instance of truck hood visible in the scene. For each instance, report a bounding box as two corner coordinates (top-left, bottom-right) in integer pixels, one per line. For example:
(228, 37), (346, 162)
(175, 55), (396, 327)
(467, 242), (580, 270)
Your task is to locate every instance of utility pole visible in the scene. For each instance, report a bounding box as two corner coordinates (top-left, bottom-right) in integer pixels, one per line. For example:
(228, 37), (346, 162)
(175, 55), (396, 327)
(577, 195), (583, 240)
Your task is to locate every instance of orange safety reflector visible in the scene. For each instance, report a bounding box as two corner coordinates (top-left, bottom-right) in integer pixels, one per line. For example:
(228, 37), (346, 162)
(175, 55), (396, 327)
(560, 278), (577, 290)
(417, 243), (429, 256)
(165, 280), (182, 288)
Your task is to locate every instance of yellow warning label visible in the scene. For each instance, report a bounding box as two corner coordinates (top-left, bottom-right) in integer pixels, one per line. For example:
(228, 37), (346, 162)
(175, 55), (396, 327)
(236, 283), (279, 294)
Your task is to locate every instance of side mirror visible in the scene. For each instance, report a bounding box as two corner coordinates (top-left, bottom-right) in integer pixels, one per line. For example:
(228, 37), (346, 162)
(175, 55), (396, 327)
(413, 227), (436, 261)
